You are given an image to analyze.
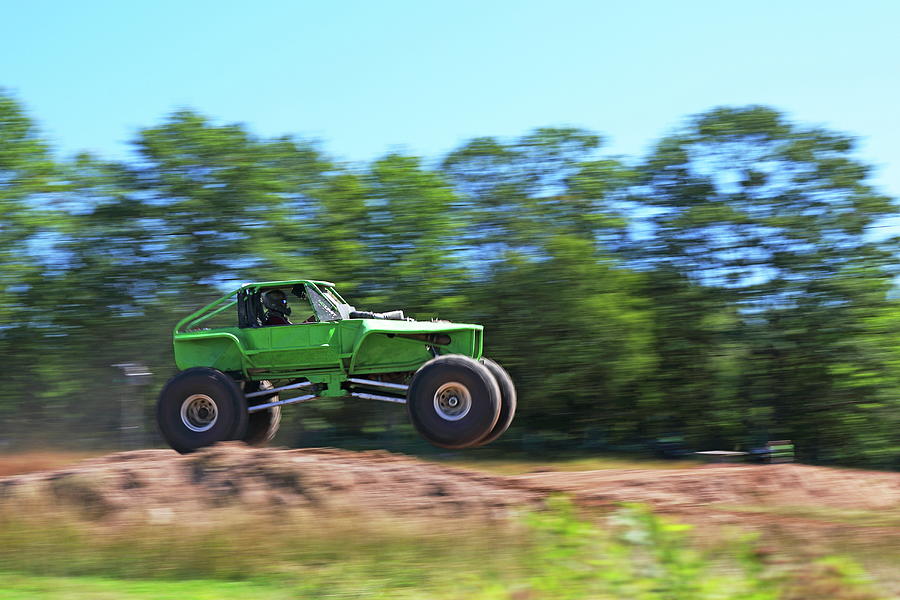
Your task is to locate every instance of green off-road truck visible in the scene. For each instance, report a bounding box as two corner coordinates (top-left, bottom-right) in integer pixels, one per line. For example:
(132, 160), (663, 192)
(157, 279), (516, 453)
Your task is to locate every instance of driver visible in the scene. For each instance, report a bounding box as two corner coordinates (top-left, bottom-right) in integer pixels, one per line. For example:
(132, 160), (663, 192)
(262, 289), (292, 325)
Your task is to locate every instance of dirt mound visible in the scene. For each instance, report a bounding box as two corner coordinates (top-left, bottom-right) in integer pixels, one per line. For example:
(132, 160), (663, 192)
(513, 463), (900, 555)
(0, 444), (540, 523)
(2, 446), (897, 536)
(513, 463), (900, 513)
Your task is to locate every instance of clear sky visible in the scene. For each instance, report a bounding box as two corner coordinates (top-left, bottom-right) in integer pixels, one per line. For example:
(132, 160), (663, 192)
(2, 0), (898, 198)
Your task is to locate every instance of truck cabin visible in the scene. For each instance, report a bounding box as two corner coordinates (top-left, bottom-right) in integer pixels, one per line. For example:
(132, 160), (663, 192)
(236, 281), (352, 328)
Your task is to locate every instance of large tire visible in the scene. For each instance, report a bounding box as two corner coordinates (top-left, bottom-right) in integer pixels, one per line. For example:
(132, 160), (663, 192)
(157, 367), (248, 454)
(243, 380), (282, 447)
(475, 358), (517, 447)
(407, 355), (501, 449)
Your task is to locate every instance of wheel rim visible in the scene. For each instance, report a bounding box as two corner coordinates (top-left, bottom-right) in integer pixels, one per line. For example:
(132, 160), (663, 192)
(180, 394), (219, 432)
(433, 382), (471, 421)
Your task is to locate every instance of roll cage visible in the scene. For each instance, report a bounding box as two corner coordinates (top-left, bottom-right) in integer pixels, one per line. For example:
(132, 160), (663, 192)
(175, 279), (348, 333)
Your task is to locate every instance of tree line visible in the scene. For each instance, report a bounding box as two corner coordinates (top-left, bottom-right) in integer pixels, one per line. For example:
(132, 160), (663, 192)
(1, 91), (897, 467)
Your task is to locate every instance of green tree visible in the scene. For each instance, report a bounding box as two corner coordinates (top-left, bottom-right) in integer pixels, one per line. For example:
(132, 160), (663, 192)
(442, 127), (630, 261)
(128, 111), (335, 289)
(0, 92), (69, 442)
(363, 154), (467, 316)
(637, 106), (900, 464)
(0, 92), (58, 326)
(473, 236), (656, 443)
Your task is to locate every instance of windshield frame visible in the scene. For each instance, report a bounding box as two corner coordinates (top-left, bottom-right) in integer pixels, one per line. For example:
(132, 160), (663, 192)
(304, 282), (353, 321)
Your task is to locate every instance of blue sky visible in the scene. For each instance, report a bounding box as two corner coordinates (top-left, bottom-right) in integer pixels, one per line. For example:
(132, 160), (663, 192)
(2, 0), (898, 198)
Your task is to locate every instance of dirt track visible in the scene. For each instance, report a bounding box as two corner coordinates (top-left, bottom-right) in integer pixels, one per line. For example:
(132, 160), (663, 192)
(1, 444), (898, 536)
(0, 444), (541, 522)
(514, 462), (900, 513)
(516, 462), (900, 548)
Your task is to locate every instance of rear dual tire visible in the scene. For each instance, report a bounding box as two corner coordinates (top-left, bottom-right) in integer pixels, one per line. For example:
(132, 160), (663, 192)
(243, 380), (282, 447)
(476, 358), (517, 447)
(407, 355), (514, 449)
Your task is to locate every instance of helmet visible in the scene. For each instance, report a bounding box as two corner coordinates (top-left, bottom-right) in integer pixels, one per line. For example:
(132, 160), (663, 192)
(262, 289), (291, 316)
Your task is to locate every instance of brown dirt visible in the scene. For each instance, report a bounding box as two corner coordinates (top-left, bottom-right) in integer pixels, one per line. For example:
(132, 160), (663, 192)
(1, 445), (897, 534)
(0, 444), (541, 523)
(512, 462), (900, 513)
(513, 463), (900, 545)
(0, 451), (105, 478)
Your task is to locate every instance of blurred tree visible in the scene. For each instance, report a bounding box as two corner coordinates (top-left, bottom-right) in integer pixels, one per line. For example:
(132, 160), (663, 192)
(364, 154), (467, 316)
(305, 172), (372, 296)
(128, 111), (333, 291)
(40, 154), (179, 438)
(637, 106), (900, 464)
(0, 92), (58, 324)
(441, 128), (645, 447)
(639, 106), (897, 295)
(469, 236), (656, 444)
(639, 269), (747, 447)
(442, 127), (630, 262)
(0, 94), (897, 467)
(0, 92), (69, 442)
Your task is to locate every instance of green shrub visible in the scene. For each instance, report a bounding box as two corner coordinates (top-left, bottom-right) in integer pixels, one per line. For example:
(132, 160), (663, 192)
(522, 497), (882, 600)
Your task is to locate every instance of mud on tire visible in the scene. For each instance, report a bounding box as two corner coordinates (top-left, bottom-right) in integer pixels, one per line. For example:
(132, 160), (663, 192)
(407, 355), (501, 449)
(156, 367), (248, 454)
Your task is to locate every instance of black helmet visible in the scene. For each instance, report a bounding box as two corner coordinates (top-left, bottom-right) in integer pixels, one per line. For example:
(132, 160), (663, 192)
(262, 289), (291, 316)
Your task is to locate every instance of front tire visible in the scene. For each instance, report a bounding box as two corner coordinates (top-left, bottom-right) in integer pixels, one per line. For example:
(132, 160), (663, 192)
(157, 367), (248, 454)
(407, 355), (501, 449)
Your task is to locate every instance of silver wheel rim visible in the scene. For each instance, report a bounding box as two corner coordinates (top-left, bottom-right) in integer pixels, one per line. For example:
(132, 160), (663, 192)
(433, 382), (471, 421)
(180, 394), (218, 432)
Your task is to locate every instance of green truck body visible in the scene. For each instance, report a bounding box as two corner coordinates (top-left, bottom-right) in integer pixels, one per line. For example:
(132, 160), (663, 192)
(173, 279), (483, 396)
(158, 279), (514, 453)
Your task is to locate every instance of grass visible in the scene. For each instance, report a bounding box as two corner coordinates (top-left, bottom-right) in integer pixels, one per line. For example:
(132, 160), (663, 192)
(712, 503), (900, 528)
(0, 500), (527, 581)
(0, 493), (887, 600)
(705, 503), (900, 598)
(0, 572), (523, 600)
(0, 575), (294, 600)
